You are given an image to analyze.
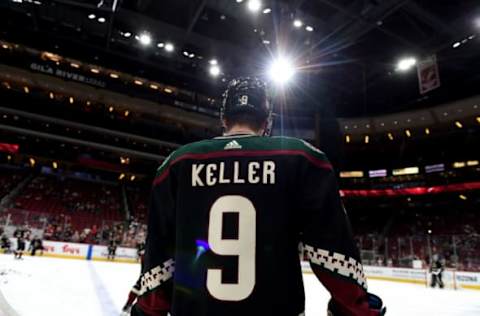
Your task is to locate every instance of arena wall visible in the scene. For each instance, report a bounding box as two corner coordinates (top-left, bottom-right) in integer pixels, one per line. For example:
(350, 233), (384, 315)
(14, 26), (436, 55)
(4, 239), (480, 290)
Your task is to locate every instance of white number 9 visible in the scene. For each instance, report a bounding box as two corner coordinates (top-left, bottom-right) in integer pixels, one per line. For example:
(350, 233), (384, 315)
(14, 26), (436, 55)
(207, 195), (256, 301)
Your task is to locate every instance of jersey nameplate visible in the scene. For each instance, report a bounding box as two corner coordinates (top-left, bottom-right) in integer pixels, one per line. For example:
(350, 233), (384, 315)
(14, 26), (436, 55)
(191, 161), (275, 187)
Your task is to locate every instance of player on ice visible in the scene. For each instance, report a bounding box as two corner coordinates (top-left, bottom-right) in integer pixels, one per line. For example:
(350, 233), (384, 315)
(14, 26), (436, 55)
(130, 77), (386, 316)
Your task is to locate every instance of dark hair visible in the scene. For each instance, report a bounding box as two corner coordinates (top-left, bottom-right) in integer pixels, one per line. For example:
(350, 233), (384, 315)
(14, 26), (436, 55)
(224, 112), (266, 132)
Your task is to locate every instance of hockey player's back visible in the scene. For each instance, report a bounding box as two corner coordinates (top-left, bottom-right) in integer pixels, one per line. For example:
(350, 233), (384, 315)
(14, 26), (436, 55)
(131, 77), (385, 316)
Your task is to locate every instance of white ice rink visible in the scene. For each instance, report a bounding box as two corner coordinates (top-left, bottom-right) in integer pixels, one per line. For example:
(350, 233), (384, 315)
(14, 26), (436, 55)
(1, 254), (479, 316)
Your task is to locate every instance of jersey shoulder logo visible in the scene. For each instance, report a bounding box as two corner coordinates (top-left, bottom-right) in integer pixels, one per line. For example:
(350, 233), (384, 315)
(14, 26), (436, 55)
(224, 140), (242, 150)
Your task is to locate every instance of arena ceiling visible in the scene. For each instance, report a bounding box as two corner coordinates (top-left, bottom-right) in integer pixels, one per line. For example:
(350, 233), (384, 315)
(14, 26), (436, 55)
(1, 0), (480, 118)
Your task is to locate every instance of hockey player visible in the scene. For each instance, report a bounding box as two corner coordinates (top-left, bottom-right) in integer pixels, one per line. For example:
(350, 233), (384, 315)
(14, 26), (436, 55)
(0, 233), (11, 253)
(29, 236), (44, 256)
(430, 257), (444, 289)
(13, 228), (26, 260)
(131, 77), (386, 316)
(108, 238), (117, 261)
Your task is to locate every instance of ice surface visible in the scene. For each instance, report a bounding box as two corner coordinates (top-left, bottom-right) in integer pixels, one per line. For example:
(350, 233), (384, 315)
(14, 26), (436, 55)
(1, 254), (479, 316)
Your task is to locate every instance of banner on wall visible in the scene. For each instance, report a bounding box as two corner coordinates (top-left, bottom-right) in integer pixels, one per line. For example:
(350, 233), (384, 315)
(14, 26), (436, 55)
(417, 55), (441, 94)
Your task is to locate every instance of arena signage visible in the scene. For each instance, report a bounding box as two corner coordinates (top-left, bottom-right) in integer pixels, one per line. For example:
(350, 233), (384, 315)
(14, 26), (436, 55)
(30, 62), (106, 88)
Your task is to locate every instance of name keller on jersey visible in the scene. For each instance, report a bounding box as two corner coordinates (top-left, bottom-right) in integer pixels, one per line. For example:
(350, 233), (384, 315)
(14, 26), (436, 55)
(191, 161), (276, 187)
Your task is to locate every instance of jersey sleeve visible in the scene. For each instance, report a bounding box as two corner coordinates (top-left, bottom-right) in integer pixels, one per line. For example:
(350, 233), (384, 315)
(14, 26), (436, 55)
(297, 146), (383, 316)
(131, 158), (177, 316)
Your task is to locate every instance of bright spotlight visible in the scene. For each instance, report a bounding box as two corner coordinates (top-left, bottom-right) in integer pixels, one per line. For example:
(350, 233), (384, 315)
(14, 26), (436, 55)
(138, 33), (152, 46)
(269, 57), (295, 85)
(396, 57), (417, 72)
(165, 43), (174, 52)
(293, 19), (303, 28)
(247, 0), (261, 12)
(209, 65), (221, 77)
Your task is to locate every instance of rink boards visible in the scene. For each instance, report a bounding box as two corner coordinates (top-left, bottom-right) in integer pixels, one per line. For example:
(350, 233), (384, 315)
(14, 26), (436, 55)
(5, 239), (480, 290)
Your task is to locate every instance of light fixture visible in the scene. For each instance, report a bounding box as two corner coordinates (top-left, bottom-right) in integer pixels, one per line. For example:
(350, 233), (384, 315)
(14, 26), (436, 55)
(293, 19), (303, 28)
(88, 14), (96, 20)
(345, 135), (351, 143)
(7, 155), (11, 161)
(425, 127), (430, 135)
(109, 73), (119, 79)
(396, 57), (417, 72)
(123, 32), (132, 38)
(183, 51), (189, 57)
(138, 33), (152, 46)
(262, 8), (271, 14)
(247, 0), (261, 12)
(262, 40), (270, 45)
(70, 63), (80, 68)
(209, 65), (221, 77)
(120, 157), (130, 165)
(157, 42), (164, 48)
(476, 116), (480, 124)
(452, 42), (461, 48)
(119, 173), (125, 180)
(49, 92), (54, 99)
(108, 106), (114, 112)
(24, 86), (29, 93)
(164, 88), (173, 94)
(209, 59), (218, 65)
(428, 230), (432, 234)
(459, 194), (467, 201)
(189, 53), (195, 58)
(90, 68), (100, 74)
(97, 17), (106, 23)
(124, 110), (130, 117)
(29, 157), (35, 167)
(405, 129), (412, 137)
(69, 96), (74, 104)
(52, 161), (58, 169)
(236, 0), (243, 2)
(269, 56), (295, 85)
(130, 175), (136, 181)
(387, 132), (394, 140)
(165, 42), (174, 52)
(134, 80), (143, 86)
(455, 121), (463, 128)
(364, 135), (369, 144)
(149, 84), (159, 90)
(305, 25), (314, 32)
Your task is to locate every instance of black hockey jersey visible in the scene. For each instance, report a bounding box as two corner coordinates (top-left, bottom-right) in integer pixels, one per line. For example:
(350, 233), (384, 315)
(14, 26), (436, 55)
(132, 134), (375, 316)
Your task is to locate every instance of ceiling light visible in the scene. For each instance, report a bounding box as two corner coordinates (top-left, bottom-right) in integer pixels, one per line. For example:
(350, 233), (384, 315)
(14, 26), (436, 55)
(387, 132), (394, 140)
(236, 0), (243, 2)
(149, 84), (159, 90)
(262, 40), (270, 44)
(263, 8), (271, 14)
(189, 53), (195, 58)
(305, 25), (314, 32)
(209, 65), (221, 77)
(119, 173), (125, 180)
(459, 194), (467, 201)
(425, 127), (430, 135)
(165, 42), (174, 52)
(69, 97), (74, 104)
(345, 135), (351, 143)
(108, 106), (114, 112)
(109, 73), (119, 79)
(138, 33), (152, 46)
(23, 86), (29, 93)
(164, 88), (173, 94)
(455, 121), (463, 128)
(405, 129), (411, 137)
(130, 175), (136, 181)
(49, 92), (54, 99)
(134, 80), (143, 85)
(90, 68), (100, 74)
(364, 135), (369, 144)
(97, 17), (106, 23)
(269, 56), (296, 85)
(183, 51), (189, 57)
(209, 59), (218, 65)
(70, 63), (80, 68)
(396, 57), (417, 72)
(88, 14), (96, 20)
(452, 42), (461, 48)
(29, 158), (35, 167)
(157, 42), (165, 48)
(293, 19), (303, 28)
(124, 110), (130, 117)
(123, 32), (132, 38)
(247, 0), (261, 12)
(476, 116), (480, 124)
(52, 161), (58, 169)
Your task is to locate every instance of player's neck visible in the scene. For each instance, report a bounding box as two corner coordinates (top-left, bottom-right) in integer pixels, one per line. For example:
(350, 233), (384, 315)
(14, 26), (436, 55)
(224, 126), (261, 136)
